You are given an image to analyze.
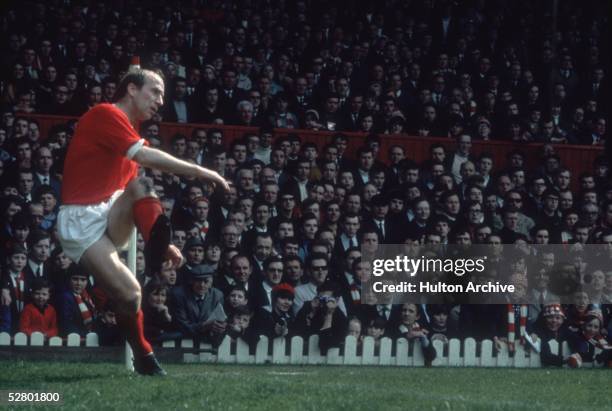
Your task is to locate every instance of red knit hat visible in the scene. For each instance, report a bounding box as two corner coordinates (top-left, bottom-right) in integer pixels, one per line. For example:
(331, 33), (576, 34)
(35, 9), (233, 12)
(272, 283), (295, 300)
(543, 304), (565, 318)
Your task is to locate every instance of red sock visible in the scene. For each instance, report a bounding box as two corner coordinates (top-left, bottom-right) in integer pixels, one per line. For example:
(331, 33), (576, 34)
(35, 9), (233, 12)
(117, 310), (153, 358)
(133, 197), (163, 242)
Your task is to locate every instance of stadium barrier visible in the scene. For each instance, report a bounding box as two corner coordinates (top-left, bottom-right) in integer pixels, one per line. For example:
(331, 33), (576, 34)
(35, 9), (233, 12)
(1, 332), (602, 368)
(25, 114), (603, 191)
(0, 331), (99, 347)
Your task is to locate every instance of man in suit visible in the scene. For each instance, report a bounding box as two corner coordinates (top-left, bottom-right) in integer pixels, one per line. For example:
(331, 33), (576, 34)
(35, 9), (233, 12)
(353, 146), (375, 187)
(527, 264), (560, 326)
(384, 145), (405, 189)
(219, 69), (245, 117)
(250, 233), (274, 281)
(341, 93), (364, 131)
(32, 146), (61, 197)
(215, 254), (255, 299)
(289, 76), (313, 115)
(193, 86), (226, 124)
(24, 230), (51, 285)
(162, 77), (195, 123)
(281, 157), (311, 203)
(242, 201), (271, 251)
(363, 194), (397, 243)
(251, 256), (284, 311)
(319, 93), (345, 131)
(333, 213), (360, 257)
(170, 264), (226, 344)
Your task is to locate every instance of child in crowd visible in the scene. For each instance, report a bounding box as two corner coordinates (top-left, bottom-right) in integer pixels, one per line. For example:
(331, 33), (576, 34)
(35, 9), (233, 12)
(427, 304), (458, 343)
(1, 245), (29, 332)
(532, 304), (572, 366)
(253, 283), (296, 339)
(203, 240), (222, 271)
(143, 280), (180, 343)
(224, 286), (249, 318)
(226, 305), (258, 349)
(94, 303), (122, 346)
(157, 260), (178, 289)
(48, 246), (73, 294)
(57, 267), (96, 337)
(565, 290), (593, 332)
(395, 303), (436, 363)
(347, 316), (363, 342)
(19, 279), (58, 337)
(365, 317), (386, 349)
(567, 310), (611, 368)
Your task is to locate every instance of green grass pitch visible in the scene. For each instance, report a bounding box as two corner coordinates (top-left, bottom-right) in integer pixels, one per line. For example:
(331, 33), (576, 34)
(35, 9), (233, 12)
(0, 361), (610, 410)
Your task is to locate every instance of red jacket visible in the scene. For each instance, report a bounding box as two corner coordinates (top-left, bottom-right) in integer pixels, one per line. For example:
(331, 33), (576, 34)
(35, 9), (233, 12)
(19, 303), (59, 337)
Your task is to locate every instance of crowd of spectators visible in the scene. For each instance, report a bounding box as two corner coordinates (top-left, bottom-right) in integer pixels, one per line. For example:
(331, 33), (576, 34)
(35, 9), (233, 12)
(0, 0), (611, 367)
(1, 0), (610, 142)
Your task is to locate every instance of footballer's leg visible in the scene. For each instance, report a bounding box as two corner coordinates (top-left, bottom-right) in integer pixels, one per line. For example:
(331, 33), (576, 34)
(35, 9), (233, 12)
(107, 176), (180, 274)
(81, 235), (166, 376)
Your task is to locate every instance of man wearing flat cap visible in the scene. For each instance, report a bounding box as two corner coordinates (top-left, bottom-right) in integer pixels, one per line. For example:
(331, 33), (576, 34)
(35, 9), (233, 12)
(177, 236), (205, 285)
(170, 264), (226, 343)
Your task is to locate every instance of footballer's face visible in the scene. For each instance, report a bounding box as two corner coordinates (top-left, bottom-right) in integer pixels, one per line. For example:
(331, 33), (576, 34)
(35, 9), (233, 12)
(133, 73), (165, 120)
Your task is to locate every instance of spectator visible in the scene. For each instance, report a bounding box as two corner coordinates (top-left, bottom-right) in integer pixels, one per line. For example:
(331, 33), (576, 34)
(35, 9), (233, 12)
(1, 245), (30, 332)
(57, 266), (96, 337)
(567, 310), (611, 368)
(170, 264), (226, 345)
(253, 283), (296, 339)
(532, 304), (572, 367)
(0, 0), (610, 367)
(295, 281), (347, 354)
(19, 280), (58, 338)
(393, 303), (436, 363)
(143, 280), (180, 343)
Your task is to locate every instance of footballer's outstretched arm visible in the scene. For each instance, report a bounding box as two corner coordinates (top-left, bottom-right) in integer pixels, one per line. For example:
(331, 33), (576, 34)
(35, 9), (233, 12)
(133, 145), (230, 191)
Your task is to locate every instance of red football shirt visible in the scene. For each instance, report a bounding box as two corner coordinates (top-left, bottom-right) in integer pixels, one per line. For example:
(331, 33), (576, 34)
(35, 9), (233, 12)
(62, 104), (146, 204)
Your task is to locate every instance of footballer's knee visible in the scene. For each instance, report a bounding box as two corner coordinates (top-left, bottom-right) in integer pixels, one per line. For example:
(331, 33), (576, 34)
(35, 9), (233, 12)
(127, 176), (156, 200)
(116, 284), (142, 314)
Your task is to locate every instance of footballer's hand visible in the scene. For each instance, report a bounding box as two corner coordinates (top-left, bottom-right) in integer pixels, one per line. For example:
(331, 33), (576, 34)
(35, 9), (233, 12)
(212, 172), (231, 192)
(199, 167), (230, 192)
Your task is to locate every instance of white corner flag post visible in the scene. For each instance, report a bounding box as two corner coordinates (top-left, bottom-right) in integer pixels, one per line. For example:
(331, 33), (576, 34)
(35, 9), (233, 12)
(125, 56), (141, 371)
(125, 228), (137, 371)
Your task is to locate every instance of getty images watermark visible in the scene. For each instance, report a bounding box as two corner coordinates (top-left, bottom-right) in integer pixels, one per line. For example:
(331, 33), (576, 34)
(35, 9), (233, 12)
(360, 243), (611, 305)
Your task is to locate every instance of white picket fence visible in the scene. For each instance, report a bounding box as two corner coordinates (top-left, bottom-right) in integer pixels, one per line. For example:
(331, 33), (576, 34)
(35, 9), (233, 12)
(0, 331), (99, 347)
(167, 335), (547, 367)
(1, 332), (601, 368)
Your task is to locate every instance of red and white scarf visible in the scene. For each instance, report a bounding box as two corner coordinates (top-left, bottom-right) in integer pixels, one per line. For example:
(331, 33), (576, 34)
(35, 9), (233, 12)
(74, 291), (95, 330)
(197, 222), (209, 239)
(9, 271), (26, 313)
(507, 304), (528, 351)
(584, 333), (612, 350)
